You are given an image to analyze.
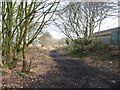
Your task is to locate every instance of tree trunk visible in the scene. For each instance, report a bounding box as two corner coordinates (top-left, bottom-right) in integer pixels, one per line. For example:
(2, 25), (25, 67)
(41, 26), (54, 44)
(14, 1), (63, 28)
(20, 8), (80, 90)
(22, 2), (29, 73)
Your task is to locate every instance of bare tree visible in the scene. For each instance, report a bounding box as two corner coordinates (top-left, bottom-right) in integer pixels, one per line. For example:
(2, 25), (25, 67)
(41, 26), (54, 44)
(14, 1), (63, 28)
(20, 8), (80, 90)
(55, 1), (117, 43)
(39, 32), (53, 47)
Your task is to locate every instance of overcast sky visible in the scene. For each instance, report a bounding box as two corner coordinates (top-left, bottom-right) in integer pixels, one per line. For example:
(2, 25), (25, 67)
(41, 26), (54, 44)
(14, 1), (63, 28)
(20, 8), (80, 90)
(46, 17), (118, 39)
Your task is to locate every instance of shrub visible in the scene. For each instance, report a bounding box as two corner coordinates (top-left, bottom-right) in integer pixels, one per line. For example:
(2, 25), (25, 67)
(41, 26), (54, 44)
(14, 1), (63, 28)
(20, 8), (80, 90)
(69, 38), (107, 55)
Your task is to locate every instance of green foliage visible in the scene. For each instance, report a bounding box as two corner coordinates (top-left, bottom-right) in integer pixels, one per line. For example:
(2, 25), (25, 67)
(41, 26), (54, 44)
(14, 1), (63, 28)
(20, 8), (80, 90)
(66, 38), (107, 57)
(69, 38), (92, 53)
(66, 38), (118, 62)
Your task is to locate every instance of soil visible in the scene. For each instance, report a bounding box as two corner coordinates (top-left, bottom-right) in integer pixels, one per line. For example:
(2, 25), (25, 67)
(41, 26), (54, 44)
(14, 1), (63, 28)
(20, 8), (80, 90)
(1, 47), (120, 88)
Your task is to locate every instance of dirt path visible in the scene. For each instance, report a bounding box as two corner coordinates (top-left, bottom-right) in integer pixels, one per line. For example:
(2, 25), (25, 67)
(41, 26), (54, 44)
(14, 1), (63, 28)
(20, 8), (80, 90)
(2, 48), (120, 88)
(48, 50), (120, 88)
(22, 50), (120, 88)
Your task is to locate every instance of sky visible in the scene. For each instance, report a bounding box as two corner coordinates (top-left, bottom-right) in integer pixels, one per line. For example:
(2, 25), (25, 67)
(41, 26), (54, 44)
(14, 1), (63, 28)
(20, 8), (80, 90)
(95, 17), (118, 32)
(46, 13), (118, 39)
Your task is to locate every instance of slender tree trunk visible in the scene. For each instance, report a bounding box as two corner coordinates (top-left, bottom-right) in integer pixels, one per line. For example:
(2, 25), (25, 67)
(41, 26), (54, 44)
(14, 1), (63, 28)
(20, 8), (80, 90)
(2, 2), (5, 65)
(22, 2), (29, 73)
(7, 2), (13, 66)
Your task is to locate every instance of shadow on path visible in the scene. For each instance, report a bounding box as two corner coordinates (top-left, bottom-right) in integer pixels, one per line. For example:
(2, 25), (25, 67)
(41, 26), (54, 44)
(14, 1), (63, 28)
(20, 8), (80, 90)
(24, 50), (120, 88)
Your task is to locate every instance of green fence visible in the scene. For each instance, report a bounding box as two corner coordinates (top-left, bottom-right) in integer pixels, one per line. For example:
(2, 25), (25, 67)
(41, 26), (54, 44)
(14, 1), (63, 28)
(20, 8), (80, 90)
(111, 31), (119, 45)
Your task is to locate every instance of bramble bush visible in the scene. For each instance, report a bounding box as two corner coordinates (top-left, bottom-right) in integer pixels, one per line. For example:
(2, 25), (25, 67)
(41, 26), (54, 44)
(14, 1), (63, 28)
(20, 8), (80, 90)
(68, 38), (109, 56)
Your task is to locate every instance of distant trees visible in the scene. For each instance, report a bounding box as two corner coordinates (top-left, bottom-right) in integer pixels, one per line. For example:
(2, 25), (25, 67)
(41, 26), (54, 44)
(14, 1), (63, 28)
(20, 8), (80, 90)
(2, 1), (59, 72)
(39, 32), (66, 47)
(39, 32), (53, 47)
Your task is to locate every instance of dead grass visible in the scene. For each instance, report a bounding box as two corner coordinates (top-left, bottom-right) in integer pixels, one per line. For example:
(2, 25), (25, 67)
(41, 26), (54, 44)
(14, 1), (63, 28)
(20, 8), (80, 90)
(2, 47), (58, 88)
